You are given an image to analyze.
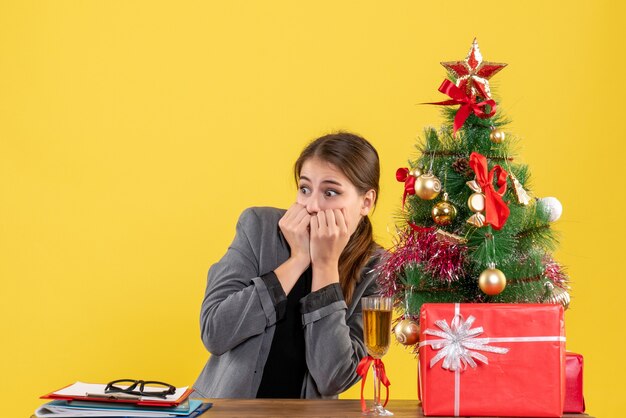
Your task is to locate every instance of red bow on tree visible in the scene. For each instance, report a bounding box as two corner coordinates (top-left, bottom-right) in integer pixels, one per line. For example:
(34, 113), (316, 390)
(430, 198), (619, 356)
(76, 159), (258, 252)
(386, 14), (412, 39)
(469, 152), (510, 230)
(409, 222), (434, 234)
(427, 79), (497, 136)
(356, 355), (391, 413)
(396, 167), (416, 208)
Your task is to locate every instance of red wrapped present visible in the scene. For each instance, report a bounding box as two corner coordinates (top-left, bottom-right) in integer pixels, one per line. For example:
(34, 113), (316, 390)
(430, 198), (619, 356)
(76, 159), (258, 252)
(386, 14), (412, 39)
(418, 303), (565, 417)
(564, 352), (585, 413)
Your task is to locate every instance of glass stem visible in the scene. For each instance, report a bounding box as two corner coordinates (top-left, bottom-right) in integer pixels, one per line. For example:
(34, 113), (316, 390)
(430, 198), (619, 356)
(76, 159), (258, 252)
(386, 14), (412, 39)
(372, 363), (381, 407)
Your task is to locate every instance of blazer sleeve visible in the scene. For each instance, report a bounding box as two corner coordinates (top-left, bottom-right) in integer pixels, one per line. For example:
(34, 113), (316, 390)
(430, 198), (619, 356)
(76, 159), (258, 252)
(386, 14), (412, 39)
(300, 261), (380, 396)
(199, 208), (281, 356)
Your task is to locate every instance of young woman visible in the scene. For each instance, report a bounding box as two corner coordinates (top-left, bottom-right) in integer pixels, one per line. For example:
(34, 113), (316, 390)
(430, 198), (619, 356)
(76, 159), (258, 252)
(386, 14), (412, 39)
(192, 132), (382, 399)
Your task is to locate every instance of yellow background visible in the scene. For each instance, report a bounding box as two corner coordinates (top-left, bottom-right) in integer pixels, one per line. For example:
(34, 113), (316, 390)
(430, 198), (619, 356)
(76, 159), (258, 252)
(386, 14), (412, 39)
(1, 1), (624, 417)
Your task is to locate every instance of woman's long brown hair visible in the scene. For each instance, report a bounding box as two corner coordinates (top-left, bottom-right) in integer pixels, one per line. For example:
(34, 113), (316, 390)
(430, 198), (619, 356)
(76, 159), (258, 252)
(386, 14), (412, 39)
(294, 132), (380, 304)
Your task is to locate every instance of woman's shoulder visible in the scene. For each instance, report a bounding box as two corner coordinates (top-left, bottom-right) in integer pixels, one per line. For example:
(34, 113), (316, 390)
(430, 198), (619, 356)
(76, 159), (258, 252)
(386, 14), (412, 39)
(235, 207), (287, 239)
(238, 206), (286, 224)
(235, 207), (290, 263)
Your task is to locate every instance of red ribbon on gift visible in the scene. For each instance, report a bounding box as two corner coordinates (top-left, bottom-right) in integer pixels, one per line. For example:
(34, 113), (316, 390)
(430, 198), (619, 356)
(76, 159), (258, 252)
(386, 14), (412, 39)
(357, 355), (391, 413)
(469, 152), (510, 230)
(426, 79), (497, 136)
(396, 167), (416, 208)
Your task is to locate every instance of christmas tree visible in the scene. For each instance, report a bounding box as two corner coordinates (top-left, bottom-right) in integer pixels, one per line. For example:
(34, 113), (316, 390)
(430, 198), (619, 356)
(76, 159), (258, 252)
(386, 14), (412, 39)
(380, 39), (570, 347)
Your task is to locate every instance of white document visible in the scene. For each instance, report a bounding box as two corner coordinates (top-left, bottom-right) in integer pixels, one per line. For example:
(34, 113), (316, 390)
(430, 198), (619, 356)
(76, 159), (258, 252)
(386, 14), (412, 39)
(53, 381), (189, 402)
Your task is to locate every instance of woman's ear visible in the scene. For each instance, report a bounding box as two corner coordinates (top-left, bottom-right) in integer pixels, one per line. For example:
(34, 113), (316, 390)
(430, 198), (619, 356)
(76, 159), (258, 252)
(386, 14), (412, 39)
(360, 189), (376, 216)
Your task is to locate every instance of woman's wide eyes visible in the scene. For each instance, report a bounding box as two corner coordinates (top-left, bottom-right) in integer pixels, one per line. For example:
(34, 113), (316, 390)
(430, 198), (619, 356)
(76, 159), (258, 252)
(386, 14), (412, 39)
(299, 186), (339, 197)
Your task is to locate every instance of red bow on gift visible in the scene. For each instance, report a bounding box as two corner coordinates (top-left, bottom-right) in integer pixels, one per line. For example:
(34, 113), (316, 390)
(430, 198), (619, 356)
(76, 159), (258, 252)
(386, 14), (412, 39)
(356, 355), (391, 413)
(396, 167), (416, 208)
(427, 79), (497, 136)
(469, 152), (510, 230)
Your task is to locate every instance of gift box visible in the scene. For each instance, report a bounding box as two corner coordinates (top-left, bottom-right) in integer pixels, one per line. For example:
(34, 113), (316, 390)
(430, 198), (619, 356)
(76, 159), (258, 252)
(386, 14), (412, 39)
(418, 303), (565, 417)
(564, 352), (585, 413)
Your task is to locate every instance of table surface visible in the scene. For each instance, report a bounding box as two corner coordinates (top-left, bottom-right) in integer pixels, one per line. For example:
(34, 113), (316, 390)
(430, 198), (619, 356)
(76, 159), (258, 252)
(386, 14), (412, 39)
(30, 399), (593, 418)
(192, 398), (592, 418)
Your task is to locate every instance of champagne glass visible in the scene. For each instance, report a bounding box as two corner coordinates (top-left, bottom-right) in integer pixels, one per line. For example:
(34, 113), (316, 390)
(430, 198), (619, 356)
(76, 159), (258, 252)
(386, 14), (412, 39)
(361, 296), (393, 416)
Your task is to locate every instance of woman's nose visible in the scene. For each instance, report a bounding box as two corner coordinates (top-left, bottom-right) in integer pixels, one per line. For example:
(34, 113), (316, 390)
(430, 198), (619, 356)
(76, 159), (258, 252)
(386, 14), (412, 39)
(306, 196), (321, 214)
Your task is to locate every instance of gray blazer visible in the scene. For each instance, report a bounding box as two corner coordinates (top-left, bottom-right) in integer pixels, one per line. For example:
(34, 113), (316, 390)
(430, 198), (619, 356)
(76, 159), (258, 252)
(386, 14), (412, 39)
(192, 207), (380, 398)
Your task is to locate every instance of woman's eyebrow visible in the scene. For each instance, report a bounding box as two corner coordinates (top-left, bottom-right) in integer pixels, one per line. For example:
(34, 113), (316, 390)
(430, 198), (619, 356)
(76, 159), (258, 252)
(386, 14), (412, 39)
(300, 175), (342, 186)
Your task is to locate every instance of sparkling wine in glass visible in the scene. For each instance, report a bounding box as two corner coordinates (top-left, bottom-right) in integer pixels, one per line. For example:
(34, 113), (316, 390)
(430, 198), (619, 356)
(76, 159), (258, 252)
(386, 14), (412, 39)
(361, 296), (393, 416)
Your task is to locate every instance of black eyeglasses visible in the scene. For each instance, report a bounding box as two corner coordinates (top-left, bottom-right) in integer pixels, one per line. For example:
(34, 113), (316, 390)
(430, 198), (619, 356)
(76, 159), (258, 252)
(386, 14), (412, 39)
(104, 379), (176, 399)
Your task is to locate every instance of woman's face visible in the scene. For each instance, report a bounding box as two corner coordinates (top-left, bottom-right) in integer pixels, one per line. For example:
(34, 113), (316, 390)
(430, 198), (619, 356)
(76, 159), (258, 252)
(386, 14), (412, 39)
(297, 157), (375, 235)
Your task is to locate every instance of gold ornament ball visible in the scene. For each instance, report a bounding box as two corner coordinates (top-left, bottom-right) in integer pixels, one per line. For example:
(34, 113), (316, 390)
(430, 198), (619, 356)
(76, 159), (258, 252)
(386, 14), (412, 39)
(394, 318), (420, 345)
(479, 267), (507, 296)
(490, 129), (506, 144)
(414, 173), (442, 200)
(467, 192), (486, 213)
(432, 200), (457, 226)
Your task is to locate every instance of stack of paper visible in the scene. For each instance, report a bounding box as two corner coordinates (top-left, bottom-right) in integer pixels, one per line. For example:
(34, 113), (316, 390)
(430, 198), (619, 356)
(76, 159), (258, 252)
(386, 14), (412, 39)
(42, 382), (191, 406)
(35, 382), (211, 418)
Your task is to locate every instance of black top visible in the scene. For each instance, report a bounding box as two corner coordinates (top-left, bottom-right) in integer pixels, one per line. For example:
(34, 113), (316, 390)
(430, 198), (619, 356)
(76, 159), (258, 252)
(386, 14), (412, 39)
(256, 268), (312, 398)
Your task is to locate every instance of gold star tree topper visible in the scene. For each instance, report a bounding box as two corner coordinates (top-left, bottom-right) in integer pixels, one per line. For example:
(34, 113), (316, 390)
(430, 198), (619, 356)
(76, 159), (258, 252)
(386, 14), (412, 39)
(441, 38), (507, 99)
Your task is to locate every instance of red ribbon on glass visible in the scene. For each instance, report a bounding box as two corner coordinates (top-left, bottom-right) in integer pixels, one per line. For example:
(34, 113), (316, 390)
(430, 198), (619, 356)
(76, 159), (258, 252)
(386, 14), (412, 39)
(426, 79), (497, 136)
(357, 355), (391, 413)
(396, 167), (416, 208)
(469, 152), (510, 230)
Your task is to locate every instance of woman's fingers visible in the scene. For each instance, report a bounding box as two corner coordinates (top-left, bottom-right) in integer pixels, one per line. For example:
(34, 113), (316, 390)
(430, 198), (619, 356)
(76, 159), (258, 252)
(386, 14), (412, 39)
(309, 208), (351, 268)
(280, 203), (299, 225)
(292, 205), (310, 225)
(334, 208), (349, 234)
(279, 204), (312, 266)
(312, 209), (349, 235)
(297, 212), (311, 231)
(281, 204), (307, 228)
(310, 213), (319, 233)
(325, 209), (336, 230)
(315, 210), (326, 232)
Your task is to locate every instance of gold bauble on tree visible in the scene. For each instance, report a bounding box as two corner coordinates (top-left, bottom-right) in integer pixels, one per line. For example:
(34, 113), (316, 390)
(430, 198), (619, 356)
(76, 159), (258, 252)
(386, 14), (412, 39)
(489, 127), (506, 144)
(394, 318), (420, 346)
(431, 192), (457, 226)
(479, 265), (507, 295)
(414, 172), (442, 200)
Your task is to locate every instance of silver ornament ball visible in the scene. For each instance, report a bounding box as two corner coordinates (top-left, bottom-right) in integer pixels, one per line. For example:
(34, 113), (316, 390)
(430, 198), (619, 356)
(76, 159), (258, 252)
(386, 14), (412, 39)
(538, 197), (563, 222)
